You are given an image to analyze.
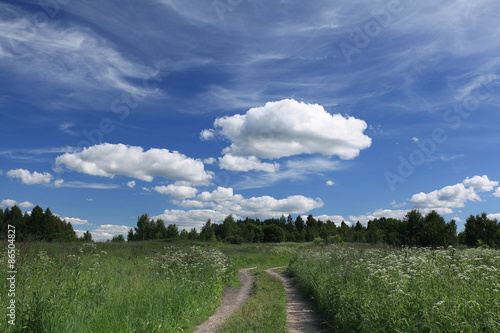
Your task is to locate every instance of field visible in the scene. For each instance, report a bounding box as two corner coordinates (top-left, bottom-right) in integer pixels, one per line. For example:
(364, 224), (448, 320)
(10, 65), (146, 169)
(1, 241), (499, 332)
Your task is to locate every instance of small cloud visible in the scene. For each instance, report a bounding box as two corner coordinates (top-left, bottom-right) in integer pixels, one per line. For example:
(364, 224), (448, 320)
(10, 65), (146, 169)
(59, 123), (78, 136)
(326, 180), (335, 186)
(219, 154), (279, 173)
(126, 180), (136, 189)
(54, 179), (64, 187)
(200, 129), (215, 141)
(6, 168), (53, 185)
(63, 217), (92, 225)
(1, 199), (18, 208)
(412, 137), (419, 142)
(451, 216), (463, 222)
(86, 198), (94, 202)
(488, 213), (500, 221)
(19, 201), (35, 208)
(204, 157), (216, 165)
(493, 187), (500, 197)
(142, 187), (151, 192)
(390, 200), (407, 208)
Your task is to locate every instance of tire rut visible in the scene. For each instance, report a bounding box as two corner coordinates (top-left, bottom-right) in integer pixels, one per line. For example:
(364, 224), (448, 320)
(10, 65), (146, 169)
(266, 267), (327, 333)
(193, 267), (257, 333)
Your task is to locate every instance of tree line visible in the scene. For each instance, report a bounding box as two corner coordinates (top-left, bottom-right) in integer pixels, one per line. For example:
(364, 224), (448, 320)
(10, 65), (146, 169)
(128, 210), (500, 248)
(0, 205), (78, 242)
(1, 205), (498, 247)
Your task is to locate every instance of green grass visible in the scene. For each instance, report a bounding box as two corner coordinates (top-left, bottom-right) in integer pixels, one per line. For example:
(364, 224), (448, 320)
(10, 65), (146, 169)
(215, 242), (307, 269)
(219, 270), (287, 333)
(0, 241), (237, 333)
(287, 244), (500, 332)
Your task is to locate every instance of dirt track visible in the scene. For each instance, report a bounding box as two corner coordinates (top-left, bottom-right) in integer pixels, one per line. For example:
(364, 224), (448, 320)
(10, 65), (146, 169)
(266, 267), (326, 333)
(194, 266), (326, 332)
(193, 267), (257, 333)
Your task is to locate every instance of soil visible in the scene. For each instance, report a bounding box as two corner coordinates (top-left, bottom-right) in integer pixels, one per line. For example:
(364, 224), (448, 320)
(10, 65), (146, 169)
(194, 266), (327, 332)
(193, 267), (257, 333)
(266, 267), (327, 333)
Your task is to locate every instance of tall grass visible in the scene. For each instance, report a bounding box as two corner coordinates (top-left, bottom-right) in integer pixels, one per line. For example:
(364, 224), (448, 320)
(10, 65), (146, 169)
(0, 241), (236, 332)
(219, 271), (287, 333)
(287, 244), (500, 332)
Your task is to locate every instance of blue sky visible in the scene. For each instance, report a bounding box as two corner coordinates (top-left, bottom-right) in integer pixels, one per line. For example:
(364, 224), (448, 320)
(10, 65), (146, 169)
(1, 0), (499, 240)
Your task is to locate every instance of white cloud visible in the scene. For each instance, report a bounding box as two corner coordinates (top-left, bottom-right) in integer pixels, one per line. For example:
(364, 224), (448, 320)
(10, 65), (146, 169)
(463, 175), (499, 192)
(326, 180), (335, 186)
(210, 99), (371, 159)
(204, 157), (216, 165)
(235, 157), (343, 190)
(59, 123), (78, 136)
(179, 186), (323, 220)
(6, 168), (53, 185)
(54, 179), (64, 187)
(315, 214), (345, 225)
(494, 188), (500, 197)
(412, 137), (419, 142)
(0, 199), (34, 209)
(0, 5), (162, 109)
(1, 199), (18, 208)
(63, 217), (92, 226)
(487, 213), (500, 221)
(153, 209), (228, 231)
(409, 183), (480, 210)
(19, 201), (34, 208)
(126, 181), (136, 189)
(153, 184), (198, 200)
(200, 129), (215, 140)
(350, 209), (409, 225)
(219, 154), (279, 173)
(85, 224), (131, 241)
(56, 143), (213, 185)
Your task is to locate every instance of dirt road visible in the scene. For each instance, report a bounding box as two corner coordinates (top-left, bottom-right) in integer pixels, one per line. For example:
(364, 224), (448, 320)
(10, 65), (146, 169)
(193, 267), (257, 333)
(194, 266), (326, 332)
(266, 267), (327, 333)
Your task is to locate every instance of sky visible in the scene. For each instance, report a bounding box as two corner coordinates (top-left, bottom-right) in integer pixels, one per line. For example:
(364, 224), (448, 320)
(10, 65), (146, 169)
(1, 0), (499, 241)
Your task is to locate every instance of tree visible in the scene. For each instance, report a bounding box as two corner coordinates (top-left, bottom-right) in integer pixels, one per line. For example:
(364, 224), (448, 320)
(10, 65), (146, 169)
(154, 219), (168, 239)
(404, 210), (424, 246)
(295, 215), (305, 232)
(166, 224), (179, 239)
(127, 228), (135, 241)
(263, 224), (285, 243)
(112, 234), (125, 242)
(421, 210), (447, 247)
(464, 213), (498, 247)
(27, 205), (44, 239)
(200, 219), (216, 242)
(219, 215), (240, 241)
(81, 230), (93, 242)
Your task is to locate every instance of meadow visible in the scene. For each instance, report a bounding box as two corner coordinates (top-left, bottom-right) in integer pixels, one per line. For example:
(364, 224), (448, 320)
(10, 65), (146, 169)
(287, 244), (500, 332)
(1, 241), (498, 332)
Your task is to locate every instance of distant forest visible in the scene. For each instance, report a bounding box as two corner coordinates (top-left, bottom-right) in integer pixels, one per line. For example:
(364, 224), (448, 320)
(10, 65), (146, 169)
(127, 210), (500, 248)
(0, 205), (78, 242)
(1, 205), (499, 247)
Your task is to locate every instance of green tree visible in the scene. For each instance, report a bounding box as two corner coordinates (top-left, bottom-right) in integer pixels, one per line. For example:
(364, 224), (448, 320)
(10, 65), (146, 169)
(27, 205), (44, 239)
(200, 219), (216, 242)
(421, 210), (447, 247)
(81, 230), (93, 242)
(263, 224), (285, 243)
(166, 224), (179, 239)
(154, 219), (168, 239)
(111, 234), (125, 242)
(404, 210), (424, 246)
(464, 213), (498, 247)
